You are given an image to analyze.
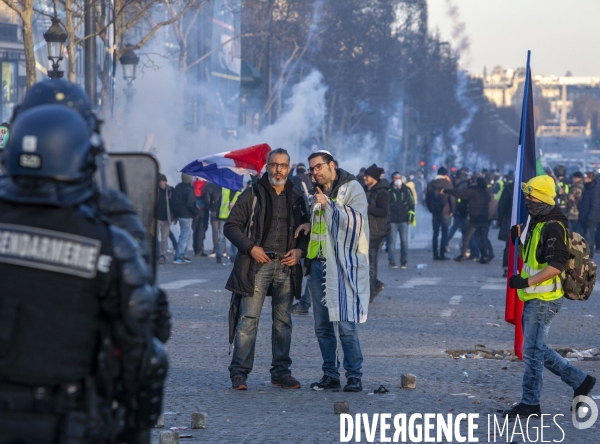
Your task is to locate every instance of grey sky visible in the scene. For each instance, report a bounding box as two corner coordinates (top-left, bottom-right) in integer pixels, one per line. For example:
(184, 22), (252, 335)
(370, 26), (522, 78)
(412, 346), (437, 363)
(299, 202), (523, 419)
(427, 0), (600, 77)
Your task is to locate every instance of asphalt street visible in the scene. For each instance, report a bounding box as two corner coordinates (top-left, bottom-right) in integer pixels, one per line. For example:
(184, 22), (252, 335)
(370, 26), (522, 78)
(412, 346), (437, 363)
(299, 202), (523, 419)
(151, 219), (599, 443)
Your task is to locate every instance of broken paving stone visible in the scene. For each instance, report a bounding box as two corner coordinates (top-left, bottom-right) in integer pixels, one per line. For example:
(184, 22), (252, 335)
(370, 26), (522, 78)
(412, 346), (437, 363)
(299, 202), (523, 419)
(401, 374), (417, 389)
(334, 401), (349, 414)
(159, 431), (179, 444)
(374, 385), (389, 394)
(191, 412), (207, 429)
(155, 414), (165, 428)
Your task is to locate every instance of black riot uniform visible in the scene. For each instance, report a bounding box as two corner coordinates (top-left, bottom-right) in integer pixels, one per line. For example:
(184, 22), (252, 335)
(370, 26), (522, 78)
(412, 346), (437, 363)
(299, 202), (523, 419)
(0, 105), (168, 444)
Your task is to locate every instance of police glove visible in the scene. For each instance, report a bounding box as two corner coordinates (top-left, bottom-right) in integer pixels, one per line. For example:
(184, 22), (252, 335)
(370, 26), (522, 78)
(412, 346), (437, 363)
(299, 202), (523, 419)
(509, 275), (529, 289)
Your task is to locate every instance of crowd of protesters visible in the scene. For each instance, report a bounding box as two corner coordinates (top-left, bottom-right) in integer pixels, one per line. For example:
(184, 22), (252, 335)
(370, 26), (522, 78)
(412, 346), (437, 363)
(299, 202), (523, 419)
(153, 153), (596, 419)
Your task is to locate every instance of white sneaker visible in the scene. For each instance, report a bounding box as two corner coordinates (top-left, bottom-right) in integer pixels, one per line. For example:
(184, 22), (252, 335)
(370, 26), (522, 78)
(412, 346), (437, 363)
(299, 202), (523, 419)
(207, 252), (216, 258)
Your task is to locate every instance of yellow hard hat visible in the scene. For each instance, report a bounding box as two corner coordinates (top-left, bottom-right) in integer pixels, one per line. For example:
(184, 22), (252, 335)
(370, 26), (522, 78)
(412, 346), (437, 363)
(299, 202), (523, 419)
(521, 175), (556, 205)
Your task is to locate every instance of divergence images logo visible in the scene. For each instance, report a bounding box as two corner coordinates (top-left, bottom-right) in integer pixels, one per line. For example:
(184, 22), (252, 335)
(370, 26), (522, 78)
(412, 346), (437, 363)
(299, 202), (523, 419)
(572, 396), (598, 430)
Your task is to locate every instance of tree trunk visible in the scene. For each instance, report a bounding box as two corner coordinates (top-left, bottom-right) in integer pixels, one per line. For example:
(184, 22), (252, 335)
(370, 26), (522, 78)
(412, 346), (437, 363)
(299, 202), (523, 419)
(21, 8), (36, 86)
(65, 0), (77, 82)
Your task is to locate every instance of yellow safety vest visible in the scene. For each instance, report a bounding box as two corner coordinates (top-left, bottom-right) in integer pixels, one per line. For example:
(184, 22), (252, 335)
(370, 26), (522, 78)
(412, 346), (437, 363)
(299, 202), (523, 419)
(307, 208), (327, 259)
(219, 188), (240, 220)
(494, 180), (504, 201)
(517, 221), (565, 302)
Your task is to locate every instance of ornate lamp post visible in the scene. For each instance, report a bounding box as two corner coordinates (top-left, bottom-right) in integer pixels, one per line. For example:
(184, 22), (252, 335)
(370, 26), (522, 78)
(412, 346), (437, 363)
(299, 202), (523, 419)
(43, 17), (67, 79)
(119, 45), (139, 104)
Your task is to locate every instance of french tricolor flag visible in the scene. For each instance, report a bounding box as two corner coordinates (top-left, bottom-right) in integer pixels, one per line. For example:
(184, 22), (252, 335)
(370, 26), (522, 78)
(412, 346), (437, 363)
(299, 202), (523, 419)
(180, 143), (271, 191)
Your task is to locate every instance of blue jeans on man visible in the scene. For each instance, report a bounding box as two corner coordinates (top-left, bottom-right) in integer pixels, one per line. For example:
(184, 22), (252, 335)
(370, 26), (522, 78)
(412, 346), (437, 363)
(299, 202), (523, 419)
(521, 297), (587, 405)
(387, 222), (409, 266)
(175, 217), (193, 260)
(431, 213), (451, 258)
(229, 260), (294, 380)
(309, 260), (363, 380)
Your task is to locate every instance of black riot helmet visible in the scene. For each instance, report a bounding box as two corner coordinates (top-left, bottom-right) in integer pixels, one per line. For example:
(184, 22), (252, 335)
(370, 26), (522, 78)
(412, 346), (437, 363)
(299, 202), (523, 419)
(12, 79), (99, 136)
(3, 105), (100, 182)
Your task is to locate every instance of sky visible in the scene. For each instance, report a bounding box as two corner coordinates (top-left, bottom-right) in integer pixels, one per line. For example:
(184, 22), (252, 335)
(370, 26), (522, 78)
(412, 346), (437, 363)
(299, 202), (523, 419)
(427, 0), (600, 77)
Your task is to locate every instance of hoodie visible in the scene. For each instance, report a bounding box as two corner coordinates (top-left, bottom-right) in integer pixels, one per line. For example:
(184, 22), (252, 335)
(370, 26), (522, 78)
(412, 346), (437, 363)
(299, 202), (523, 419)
(365, 179), (391, 239)
(525, 206), (570, 271)
(425, 176), (455, 216)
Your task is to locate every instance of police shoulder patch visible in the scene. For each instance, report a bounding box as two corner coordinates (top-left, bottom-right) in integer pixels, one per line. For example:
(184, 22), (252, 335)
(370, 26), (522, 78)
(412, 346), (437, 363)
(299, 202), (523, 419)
(0, 223), (101, 278)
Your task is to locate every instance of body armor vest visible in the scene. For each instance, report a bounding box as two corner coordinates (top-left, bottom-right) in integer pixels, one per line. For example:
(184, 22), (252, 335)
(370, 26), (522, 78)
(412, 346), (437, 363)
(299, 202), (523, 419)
(0, 201), (112, 386)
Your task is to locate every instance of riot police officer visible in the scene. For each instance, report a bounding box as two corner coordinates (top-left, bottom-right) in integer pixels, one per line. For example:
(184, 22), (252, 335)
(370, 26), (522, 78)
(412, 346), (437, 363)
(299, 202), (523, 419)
(0, 105), (168, 443)
(9, 78), (171, 344)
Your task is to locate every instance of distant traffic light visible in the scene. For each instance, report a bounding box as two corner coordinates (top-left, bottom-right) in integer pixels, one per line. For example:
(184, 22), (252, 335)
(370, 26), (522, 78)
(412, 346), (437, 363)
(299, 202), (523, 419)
(419, 161), (425, 167)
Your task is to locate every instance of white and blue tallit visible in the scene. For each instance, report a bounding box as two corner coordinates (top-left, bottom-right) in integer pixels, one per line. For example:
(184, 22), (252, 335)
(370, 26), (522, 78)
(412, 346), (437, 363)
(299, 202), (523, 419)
(312, 180), (370, 323)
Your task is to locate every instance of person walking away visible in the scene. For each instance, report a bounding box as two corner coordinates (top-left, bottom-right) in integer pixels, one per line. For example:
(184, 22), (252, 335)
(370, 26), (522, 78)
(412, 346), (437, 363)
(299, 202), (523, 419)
(387, 172), (414, 269)
(224, 148), (309, 390)
(444, 176), (493, 264)
(503, 175), (595, 418)
(447, 169), (470, 246)
(216, 187), (241, 263)
(425, 167), (455, 260)
(305, 150), (369, 392)
(204, 181), (221, 257)
(171, 173), (198, 264)
(192, 177), (208, 257)
(496, 171), (514, 276)
(566, 171), (584, 234)
(157, 173), (174, 264)
(363, 164), (390, 302)
(0, 105), (168, 444)
(577, 172), (600, 259)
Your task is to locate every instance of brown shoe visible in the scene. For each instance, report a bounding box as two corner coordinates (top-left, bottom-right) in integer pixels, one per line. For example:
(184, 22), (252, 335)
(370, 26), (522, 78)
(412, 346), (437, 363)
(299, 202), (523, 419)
(271, 374), (301, 389)
(232, 376), (247, 390)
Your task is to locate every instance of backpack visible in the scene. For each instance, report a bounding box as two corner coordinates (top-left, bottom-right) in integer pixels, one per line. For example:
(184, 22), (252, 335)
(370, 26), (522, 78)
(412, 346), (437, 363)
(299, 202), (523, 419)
(426, 186), (445, 213)
(552, 222), (597, 301)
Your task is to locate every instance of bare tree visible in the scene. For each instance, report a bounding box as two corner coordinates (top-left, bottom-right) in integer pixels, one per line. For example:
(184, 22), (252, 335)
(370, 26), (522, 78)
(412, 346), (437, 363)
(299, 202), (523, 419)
(2, 0), (36, 86)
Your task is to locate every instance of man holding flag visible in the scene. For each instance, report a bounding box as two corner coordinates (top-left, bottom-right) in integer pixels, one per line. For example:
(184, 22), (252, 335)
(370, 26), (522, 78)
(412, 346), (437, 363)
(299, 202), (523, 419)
(504, 175), (595, 417)
(504, 52), (595, 418)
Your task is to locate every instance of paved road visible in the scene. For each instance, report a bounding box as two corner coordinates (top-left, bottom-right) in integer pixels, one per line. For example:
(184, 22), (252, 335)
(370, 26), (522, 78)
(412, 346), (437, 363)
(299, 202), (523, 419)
(151, 226), (599, 443)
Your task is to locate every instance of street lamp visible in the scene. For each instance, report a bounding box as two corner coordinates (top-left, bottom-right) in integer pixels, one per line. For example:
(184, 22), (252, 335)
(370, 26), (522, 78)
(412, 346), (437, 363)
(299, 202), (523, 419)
(43, 17), (67, 79)
(119, 45), (139, 103)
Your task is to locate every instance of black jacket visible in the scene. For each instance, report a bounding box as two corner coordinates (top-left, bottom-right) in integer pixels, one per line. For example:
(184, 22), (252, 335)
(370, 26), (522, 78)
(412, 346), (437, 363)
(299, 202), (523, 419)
(388, 185), (414, 224)
(291, 170), (312, 195)
(365, 179), (390, 239)
(172, 182), (199, 219)
(203, 181), (221, 215)
(578, 179), (600, 226)
(426, 177), (455, 216)
(496, 181), (514, 242)
(224, 174), (309, 298)
(445, 181), (490, 224)
(524, 206), (570, 271)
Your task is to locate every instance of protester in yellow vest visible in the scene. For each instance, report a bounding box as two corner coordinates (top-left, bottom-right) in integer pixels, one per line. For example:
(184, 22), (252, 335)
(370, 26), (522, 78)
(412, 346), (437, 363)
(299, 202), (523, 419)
(503, 175), (595, 418)
(215, 187), (240, 263)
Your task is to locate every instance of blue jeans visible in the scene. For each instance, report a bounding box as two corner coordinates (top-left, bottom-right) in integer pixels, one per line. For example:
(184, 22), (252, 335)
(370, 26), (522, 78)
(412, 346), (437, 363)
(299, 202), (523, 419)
(229, 260), (293, 379)
(309, 260), (363, 379)
(387, 222), (409, 265)
(297, 275), (312, 309)
(175, 218), (193, 260)
(521, 298), (587, 405)
(431, 213), (451, 257)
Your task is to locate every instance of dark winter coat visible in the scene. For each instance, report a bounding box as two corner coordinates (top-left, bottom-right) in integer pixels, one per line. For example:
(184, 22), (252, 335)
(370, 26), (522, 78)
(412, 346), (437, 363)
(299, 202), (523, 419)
(203, 181), (221, 215)
(425, 176), (455, 216)
(388, 184), (414, 224)
(172, 182), (199, 219)
(224, 174), (309, 298)
(444, 180), (490, 224)
(496, 181), (514, 242)
(365, 179), (391, 240)
(291, 170), (313, 195)
(578, 179), (600, 227)
(453, 177), (470, 218)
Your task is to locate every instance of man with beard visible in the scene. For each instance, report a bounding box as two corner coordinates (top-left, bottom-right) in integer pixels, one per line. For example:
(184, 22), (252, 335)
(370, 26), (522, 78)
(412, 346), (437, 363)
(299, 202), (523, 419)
(305, 151), (369, 392)
(224, 148), (309, 390)
(503, 175), (595, 418)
